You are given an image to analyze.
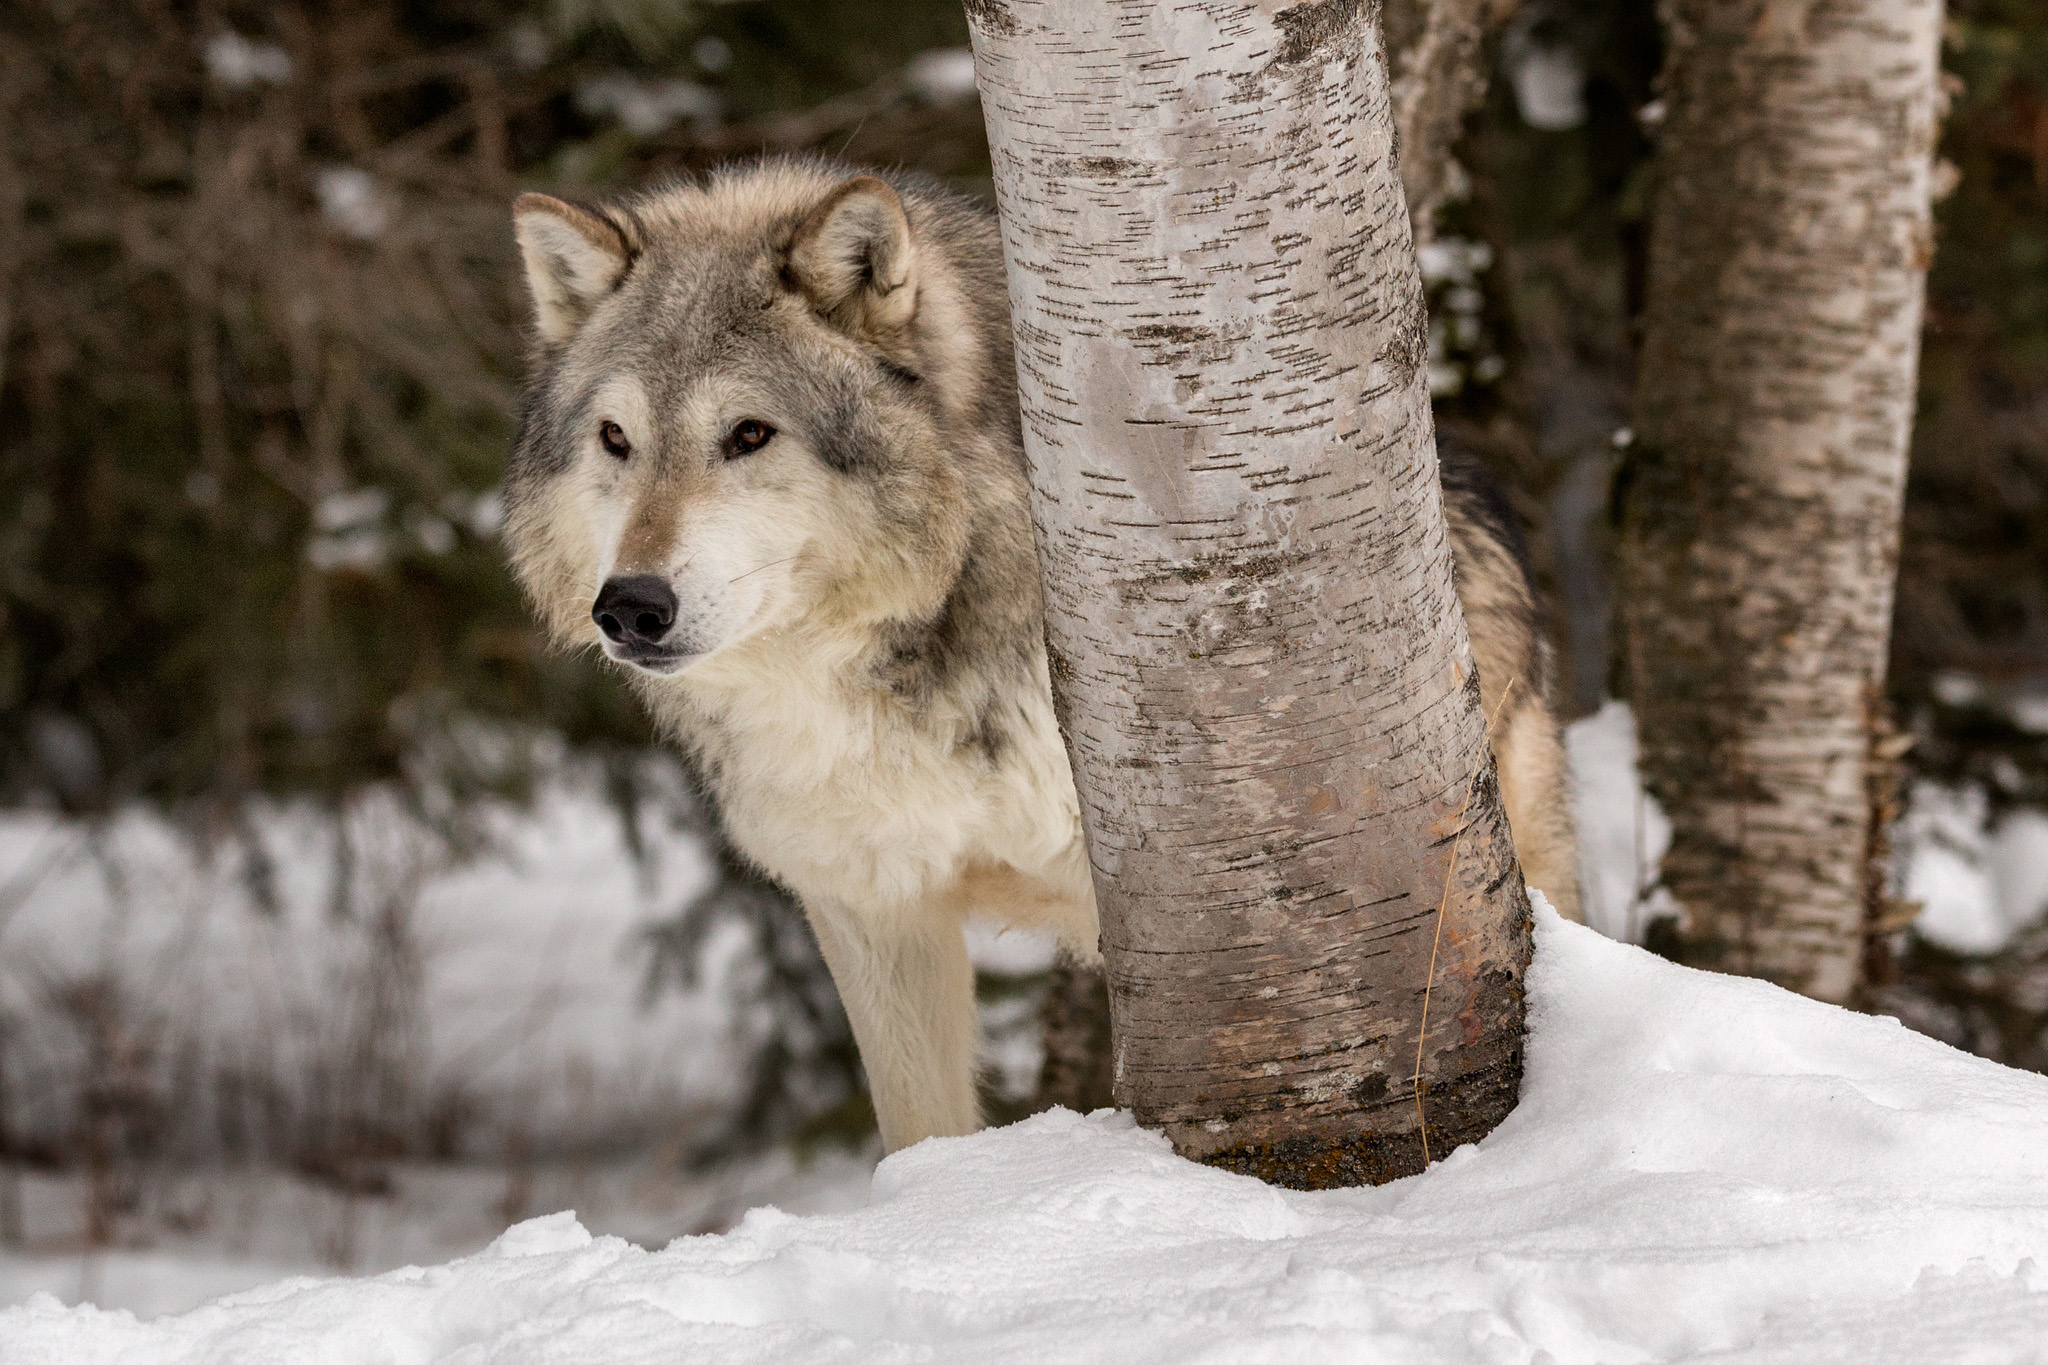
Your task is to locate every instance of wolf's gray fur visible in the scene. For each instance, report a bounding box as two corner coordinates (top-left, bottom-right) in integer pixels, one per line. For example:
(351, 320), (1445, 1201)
(506, 157), (1579, 1152)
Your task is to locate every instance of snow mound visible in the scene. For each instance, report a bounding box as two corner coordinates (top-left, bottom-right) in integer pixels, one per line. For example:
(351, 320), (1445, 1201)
(9, 905), (2048, 1364)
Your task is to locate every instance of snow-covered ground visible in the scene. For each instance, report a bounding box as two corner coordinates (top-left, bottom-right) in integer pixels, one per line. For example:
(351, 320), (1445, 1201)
(0, 772), (1057, 1165)
(1896, 782), (2048, 956)
(1564, 700), (1672, 945)
(9, 900), (2048, 1362)
(0, 771), (1041, 1321)
(1566, 699), (2048, 956)
(0, 779), (733, 1157)
(5, 705), (2048, 1356)
(0, 1149), (875, 1323)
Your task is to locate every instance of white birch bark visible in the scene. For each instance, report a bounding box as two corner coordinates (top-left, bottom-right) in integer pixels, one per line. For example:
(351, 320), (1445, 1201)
(1618, 0), (1944, 1003)
(1027, 0), (1520, 1121)
(969, 0), (1531, 1185)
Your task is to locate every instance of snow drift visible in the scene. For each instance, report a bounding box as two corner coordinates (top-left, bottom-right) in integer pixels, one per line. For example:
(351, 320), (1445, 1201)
(7, 901), (2048, 1364)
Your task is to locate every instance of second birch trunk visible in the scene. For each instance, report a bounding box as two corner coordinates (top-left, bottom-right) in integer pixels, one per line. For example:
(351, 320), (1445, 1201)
(1617, 0), (1943, 1002)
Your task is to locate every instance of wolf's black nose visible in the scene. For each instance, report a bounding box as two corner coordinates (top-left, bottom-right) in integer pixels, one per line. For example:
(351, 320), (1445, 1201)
(593, 576), (677, 646)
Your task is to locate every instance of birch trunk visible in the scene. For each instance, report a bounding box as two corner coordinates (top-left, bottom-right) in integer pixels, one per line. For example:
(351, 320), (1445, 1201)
(1616, 0), (1943, 1003)
(970, 0), (1531, 1186)
(1027, 0), (1518, 1118)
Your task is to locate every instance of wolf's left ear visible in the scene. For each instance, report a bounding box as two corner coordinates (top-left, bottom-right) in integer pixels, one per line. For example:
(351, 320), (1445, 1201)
(786, 177), (918, 338)
(514, 193), (634, 344)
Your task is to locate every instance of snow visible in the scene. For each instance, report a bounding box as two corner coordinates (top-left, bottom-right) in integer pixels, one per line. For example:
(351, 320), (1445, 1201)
(0, 782), (731, 1159)
(313, 167), (389, 241)
(308, 486), (393, 568)
(961, 920), (1058, 977)
(1561, 701), (2048, 956)
(1416, 237), (1492, 289)
(1900, 783), (2048, 955)
(10, 708), (2048, 1352)
(0, 777), (1044, 1319)
(1565, 700), (1670, 944)
(0, 1152), (876, 1324)
(203, 33), (292, 90)
(574, 76), (718, 138)
(11, 898), (2048, 1363)
(905, 49), (979, 104)
(1502, 19), (1586, 133)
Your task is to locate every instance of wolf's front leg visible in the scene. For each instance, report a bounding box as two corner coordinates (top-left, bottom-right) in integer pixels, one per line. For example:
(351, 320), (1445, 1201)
(806, 902), (981, 1152)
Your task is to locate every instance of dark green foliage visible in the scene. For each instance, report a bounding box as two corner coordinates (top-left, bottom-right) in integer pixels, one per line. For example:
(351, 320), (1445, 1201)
(0, 0), (629, 825)
(0, 0), (993, 1158)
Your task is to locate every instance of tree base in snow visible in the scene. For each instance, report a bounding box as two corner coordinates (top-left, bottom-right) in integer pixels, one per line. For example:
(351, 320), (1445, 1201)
(1196, 1046), (1525, 1190)
(24, 909), (2048, 1359)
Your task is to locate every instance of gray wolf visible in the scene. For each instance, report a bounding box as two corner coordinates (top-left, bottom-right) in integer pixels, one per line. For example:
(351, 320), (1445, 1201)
(505, 158), (1580, 1152)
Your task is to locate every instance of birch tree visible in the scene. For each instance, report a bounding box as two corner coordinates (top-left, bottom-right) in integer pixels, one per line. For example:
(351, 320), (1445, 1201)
(1024, 0), (1525, 1120)
(1615, 0), (1944, 1002)
(969, 0), (1531, 1185)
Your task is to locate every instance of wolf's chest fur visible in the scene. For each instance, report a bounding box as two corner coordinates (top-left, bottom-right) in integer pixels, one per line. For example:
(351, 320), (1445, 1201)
(646, 623), (1097, 942)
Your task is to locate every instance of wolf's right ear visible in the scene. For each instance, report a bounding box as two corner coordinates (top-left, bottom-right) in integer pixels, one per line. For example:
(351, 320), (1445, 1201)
(786, 177), (918, 340)
(514, 193), (634, 344)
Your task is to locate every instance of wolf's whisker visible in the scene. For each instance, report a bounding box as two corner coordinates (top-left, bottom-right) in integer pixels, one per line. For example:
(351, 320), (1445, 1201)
(728, 554), (801, 585)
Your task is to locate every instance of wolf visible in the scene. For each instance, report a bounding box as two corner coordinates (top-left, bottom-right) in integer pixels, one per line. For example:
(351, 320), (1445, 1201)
(505, 158), (1580, 1153)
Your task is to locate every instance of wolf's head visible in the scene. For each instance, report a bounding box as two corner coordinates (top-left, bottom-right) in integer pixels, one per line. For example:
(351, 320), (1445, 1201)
(504, 160), (1013, 682)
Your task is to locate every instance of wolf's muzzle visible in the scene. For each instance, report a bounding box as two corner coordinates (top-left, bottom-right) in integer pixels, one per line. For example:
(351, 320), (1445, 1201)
(593, 575), (677, 650)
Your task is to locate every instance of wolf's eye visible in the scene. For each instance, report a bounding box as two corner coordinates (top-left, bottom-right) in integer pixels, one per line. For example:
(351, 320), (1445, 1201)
(599, 421), (631, 458)
(728, 420), (776, 457)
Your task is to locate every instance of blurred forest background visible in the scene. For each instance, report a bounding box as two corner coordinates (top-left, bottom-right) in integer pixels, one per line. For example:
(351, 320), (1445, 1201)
(1, 0), (2045, 1295)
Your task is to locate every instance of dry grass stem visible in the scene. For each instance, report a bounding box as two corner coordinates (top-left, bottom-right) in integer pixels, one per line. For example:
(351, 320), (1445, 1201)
(1413, 676), (1517, 1165)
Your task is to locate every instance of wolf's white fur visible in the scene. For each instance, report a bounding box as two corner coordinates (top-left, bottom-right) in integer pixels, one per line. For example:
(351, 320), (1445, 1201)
(671, 625), (1094, 1148)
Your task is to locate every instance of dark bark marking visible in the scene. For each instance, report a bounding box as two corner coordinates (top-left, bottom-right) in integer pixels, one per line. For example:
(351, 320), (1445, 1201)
(961, 0), (1022, 37)
(1270, 0), (1371, 69)
(1044, 156), (1144, 178)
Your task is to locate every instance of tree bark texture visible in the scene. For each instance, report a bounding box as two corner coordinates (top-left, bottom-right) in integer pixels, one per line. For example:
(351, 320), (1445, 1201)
(969, 0), (1532, 1187)
(1028, 0), (1520, 1123)
(1033, 950), (1117, 1114)
(1617, 0), (1943, 1003)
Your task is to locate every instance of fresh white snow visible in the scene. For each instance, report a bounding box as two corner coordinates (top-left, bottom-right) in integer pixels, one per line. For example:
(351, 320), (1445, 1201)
(1563, 699), (2048, 956)
(9, 898), (2047, 1363)
(8, 706), (2048, 1353)
(0, 776), (1041, 1321)
(1564, 700), (1671, 944)
(1898, 782), (2048, 956)
(0, 783), (734, 1158)
(0, 775), (1063, 1167)
(0, 1151), (879, 1325)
